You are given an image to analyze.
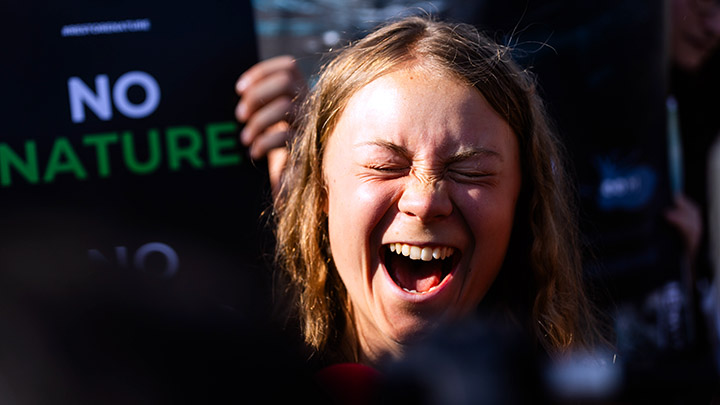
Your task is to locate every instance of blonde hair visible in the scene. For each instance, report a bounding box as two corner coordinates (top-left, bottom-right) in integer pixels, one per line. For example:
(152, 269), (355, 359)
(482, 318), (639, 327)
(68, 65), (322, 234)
(273, 16), (607, 363)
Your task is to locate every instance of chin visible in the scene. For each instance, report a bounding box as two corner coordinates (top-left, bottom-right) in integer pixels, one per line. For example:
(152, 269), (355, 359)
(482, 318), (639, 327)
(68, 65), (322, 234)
(386, 313), (443, 345)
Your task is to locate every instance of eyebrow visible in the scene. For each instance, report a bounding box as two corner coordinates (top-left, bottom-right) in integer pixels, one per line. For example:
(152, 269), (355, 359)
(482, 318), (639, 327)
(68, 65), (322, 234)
(445, 148), (503, 164)
(359, 140), (503, 163)
(357, 140), (412, 161)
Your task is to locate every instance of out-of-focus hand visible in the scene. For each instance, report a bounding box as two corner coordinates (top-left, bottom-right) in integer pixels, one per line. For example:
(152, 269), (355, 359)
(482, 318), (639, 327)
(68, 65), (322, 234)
(664, 193), (703, 265)
(235, 55), (306, 161)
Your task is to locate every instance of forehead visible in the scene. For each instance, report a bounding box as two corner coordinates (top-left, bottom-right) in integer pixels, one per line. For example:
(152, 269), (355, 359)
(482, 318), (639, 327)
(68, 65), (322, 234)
(327, 68), (515, 155)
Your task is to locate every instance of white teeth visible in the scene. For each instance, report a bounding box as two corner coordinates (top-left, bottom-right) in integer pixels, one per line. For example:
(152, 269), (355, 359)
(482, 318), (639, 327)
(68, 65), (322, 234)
(388, 243), (453, 261)
(420, 247), (433, 261)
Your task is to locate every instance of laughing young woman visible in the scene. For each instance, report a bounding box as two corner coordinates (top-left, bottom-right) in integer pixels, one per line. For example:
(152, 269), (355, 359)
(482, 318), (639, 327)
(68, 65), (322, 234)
(242, 16), (608, 369)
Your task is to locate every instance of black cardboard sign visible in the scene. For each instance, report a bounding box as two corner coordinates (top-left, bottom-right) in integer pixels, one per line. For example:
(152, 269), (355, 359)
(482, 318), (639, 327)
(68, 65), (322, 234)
(1, 0), (269, 312)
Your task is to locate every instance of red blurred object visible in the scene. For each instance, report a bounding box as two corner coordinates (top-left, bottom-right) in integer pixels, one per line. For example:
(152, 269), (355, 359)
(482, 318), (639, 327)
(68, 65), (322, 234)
(315, 363), (382, 405)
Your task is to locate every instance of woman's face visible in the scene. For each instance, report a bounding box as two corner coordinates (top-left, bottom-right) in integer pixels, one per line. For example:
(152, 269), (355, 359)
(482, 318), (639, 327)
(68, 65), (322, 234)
(323, 68), (522, 363)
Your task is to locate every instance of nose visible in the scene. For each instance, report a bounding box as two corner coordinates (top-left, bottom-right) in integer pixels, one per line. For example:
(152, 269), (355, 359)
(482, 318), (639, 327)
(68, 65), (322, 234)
(397, 174), (453, 222)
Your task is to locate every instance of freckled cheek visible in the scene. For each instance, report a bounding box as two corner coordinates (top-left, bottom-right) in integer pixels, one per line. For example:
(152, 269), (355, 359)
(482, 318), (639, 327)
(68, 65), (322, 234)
(326, 181), (396, 303)
(327, 180), (396, 249)
(326, 186), (365, 290)
(454, 189), (517, 310)
(455, 187), (517, 243)
(354, 183), (399, 238)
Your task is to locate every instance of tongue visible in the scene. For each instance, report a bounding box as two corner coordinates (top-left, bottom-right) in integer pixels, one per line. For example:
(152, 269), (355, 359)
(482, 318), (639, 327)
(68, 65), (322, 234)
(390, 255), (443, 293)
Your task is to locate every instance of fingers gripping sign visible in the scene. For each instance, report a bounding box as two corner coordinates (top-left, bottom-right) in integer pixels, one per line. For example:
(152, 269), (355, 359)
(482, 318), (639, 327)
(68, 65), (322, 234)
(235, 55), (306, 161)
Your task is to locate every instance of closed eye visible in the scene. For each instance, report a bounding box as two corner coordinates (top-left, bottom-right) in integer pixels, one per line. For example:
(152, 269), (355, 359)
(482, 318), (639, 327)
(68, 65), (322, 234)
(448, 170), (494, 183)
(367, 164), (410, 174)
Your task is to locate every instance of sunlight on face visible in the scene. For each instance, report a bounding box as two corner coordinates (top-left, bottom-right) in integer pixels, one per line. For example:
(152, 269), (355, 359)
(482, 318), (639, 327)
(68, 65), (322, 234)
(322, 68), (522, 364)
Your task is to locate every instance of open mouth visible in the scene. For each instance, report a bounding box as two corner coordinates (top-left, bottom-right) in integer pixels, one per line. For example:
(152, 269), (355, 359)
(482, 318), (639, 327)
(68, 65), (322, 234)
(384, 243), (457, 294)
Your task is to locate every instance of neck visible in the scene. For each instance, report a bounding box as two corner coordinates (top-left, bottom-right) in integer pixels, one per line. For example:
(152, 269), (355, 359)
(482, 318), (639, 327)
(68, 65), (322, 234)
(354, 325), (405, 367)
